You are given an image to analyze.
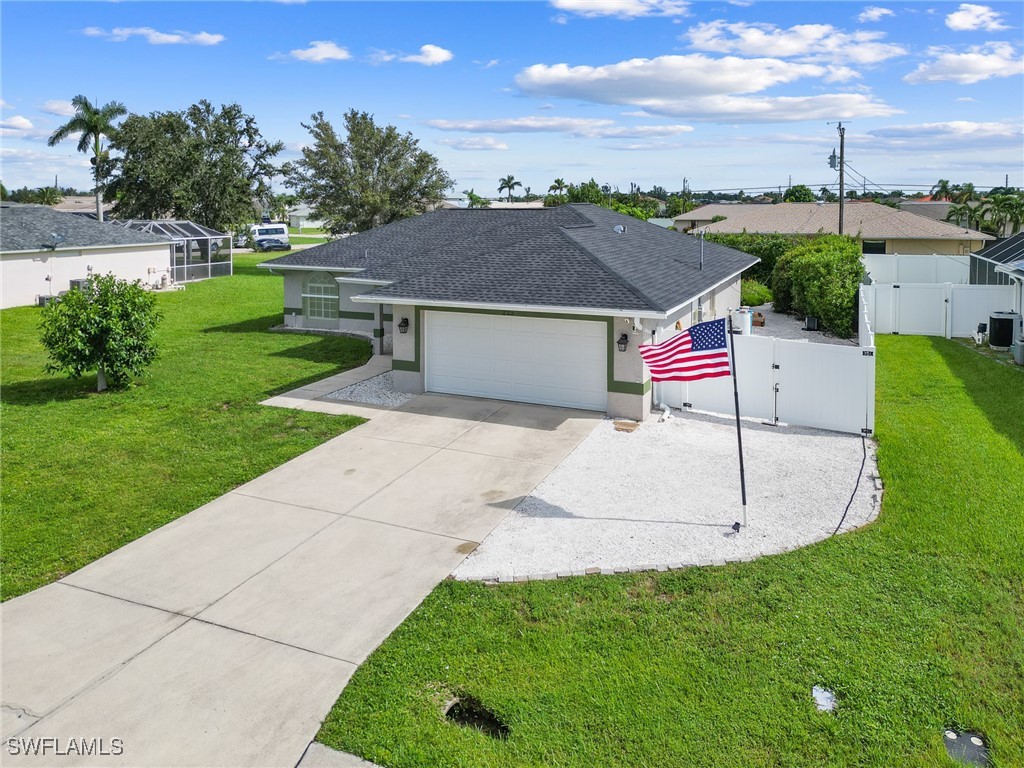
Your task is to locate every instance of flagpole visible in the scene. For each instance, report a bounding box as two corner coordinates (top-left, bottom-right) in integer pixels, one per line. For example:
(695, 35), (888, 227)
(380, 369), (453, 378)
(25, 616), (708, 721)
(727, 314), (748, 527)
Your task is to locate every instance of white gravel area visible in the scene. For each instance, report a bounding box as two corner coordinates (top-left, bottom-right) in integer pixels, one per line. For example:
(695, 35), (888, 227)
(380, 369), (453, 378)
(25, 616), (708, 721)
(454, 410), (881, 581)
(749, 303), (858, 346)
(323, 371), (414, 407)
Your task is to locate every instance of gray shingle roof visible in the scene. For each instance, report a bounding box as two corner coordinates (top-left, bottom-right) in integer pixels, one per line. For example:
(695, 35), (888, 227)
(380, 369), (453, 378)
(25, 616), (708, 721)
(263, 204), (758, 314)
(1, 203), (172, 252)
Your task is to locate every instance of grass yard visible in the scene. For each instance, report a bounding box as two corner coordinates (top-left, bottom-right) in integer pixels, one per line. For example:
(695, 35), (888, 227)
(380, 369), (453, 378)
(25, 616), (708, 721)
(318, 336), (1023, 767)
(0, 255), (370, 600)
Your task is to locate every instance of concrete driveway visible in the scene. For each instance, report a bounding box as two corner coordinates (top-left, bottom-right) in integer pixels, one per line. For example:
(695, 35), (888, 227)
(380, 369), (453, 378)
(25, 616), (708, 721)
(1, 394), (600, 767)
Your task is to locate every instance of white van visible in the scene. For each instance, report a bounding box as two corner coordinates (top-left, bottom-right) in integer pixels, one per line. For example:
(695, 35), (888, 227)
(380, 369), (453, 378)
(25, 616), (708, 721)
(236, 224), (289, 247)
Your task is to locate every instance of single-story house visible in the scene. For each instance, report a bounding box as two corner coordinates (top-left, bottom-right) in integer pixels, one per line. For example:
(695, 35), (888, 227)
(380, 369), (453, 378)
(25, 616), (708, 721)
(683, 201), (992, 256)
(260, 204), (758, 420)
(971, 233), (1024, 287)
(287, 203), (324, 232)
(0, 203), (173, 309)
(673, 203), (769, 232)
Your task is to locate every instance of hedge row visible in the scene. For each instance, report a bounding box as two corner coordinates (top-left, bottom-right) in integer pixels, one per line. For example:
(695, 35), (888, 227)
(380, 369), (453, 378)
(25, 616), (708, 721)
(771, 235), (863, 338)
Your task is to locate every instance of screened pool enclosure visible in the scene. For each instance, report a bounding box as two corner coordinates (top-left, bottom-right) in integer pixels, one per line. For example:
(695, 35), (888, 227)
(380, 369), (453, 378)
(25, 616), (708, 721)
(116, 220), (232, 283)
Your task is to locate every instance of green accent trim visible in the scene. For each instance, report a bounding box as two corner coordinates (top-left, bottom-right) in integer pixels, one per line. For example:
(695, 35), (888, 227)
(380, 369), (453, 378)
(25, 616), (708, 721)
(338, 311), (375, 320)
(608, 380), (651, 396)
(284, 306), (302, 316)
(372, 328), (384, 338)
(382, 313), (394, 322)
(392, 359), (419, 372)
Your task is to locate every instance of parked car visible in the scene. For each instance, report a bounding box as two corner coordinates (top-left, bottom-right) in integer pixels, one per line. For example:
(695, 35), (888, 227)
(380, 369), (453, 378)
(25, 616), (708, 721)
(254, 238), (291, 252)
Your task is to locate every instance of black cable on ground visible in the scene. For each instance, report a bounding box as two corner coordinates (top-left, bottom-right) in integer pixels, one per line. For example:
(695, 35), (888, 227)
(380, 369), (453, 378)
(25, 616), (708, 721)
(832, 433), (868, 536)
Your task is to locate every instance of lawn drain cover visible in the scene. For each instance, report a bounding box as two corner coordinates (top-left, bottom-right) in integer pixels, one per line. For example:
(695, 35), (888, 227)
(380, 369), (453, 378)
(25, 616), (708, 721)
(944, 729), (990, 766)
(444, 696), (510, 740)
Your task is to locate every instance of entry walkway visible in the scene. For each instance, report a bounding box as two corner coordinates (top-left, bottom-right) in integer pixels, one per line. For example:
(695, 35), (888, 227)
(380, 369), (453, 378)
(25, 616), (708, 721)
(1, 367), (601, 766)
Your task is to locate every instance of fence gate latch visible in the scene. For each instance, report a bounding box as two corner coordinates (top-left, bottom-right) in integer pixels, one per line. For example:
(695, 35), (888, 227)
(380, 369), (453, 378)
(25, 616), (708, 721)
(861, 428), (873, 436)
(771, 364), (780, 369)
(862, 350), (874, 357)
(682, 402), (692, 408)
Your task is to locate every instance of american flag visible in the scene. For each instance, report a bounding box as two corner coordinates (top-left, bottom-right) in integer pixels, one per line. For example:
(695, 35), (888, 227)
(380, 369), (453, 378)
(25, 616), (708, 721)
(638, 318), (731, 382)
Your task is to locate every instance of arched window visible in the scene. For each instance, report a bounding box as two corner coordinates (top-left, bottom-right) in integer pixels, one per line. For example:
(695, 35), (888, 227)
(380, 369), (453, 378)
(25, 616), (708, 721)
(303, 272), (339, 321)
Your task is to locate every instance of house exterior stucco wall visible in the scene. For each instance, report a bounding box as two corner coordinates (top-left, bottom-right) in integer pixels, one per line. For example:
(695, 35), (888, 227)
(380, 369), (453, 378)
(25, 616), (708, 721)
(877, 238), (984, 255)
(1, 244), (172, 310)
(281, 270), (392, 341)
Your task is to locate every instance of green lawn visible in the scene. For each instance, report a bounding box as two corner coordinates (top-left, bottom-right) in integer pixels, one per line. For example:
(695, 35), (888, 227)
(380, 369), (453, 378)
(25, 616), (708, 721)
(291, 235), (332, 245)
(0, 255), (370, 600)
(318, 336), (1023, 767)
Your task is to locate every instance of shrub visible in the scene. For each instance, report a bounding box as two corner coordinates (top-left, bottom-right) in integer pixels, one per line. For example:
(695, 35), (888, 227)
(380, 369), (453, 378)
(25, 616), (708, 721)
(39, 273), (161, 391)
(773, 235), (863, 337)
(704, 232), (808, 284)
(741, 279), (773, 307)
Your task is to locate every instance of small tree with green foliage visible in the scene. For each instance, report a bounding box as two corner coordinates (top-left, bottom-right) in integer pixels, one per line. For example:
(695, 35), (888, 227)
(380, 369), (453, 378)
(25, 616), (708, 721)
(705, 232), (809, 284)
(783, 184), (816, 202)
(39, 274), (161, 392)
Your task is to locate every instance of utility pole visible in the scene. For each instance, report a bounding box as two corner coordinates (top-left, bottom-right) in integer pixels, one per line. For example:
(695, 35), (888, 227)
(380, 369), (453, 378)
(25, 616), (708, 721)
(836, 122), (846, 235)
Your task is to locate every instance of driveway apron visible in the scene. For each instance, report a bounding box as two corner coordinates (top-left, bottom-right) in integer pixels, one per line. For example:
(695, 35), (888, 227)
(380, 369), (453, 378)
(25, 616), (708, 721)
(1, 394), (600, 767)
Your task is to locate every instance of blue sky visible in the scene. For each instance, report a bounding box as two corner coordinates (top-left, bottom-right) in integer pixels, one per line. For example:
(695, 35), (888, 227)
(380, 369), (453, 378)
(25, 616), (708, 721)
(2, 0), (1022, 198)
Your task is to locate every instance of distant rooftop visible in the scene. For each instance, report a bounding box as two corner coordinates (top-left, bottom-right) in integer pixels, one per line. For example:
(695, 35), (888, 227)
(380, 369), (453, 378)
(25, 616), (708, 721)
(1, 203), (172, 253)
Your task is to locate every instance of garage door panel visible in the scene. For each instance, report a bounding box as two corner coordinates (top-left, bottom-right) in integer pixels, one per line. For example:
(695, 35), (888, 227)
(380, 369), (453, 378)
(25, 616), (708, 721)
(425, 311), (607, 411)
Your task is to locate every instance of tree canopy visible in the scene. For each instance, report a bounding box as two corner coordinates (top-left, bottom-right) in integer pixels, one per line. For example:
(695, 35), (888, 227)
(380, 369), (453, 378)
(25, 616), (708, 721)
(783, 184), (816, 203)
(285, 110), (452, 234)
(40, 274), (161, 392)
(107, 101), (282, 232)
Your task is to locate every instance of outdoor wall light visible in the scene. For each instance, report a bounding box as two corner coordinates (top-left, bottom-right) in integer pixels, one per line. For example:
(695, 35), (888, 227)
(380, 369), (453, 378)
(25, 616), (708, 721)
(616, 333), (630, 352)
(398, 317), (410, 334)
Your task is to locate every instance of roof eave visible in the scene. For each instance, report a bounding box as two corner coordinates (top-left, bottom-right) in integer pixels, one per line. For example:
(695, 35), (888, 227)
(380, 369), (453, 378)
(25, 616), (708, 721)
(350, 294), (665, 319)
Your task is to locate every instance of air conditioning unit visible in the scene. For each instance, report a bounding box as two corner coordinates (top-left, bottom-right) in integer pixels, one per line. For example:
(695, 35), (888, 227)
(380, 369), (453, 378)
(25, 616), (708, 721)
(69, 278), (90, 291)
(36, 294), (58, 307)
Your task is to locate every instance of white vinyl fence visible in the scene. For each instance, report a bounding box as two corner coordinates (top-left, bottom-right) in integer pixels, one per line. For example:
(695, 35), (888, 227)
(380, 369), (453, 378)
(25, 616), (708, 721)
(863, 253), (969, 284)
(658, 296), (876, 436)
(862, 282), (1015, 338)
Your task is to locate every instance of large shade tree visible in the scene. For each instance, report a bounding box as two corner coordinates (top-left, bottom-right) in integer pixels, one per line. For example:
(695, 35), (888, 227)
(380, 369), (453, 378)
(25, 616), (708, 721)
(285, 110), (452, 233)
(107, 101), (282, 233)
(46, 95), (127, 221)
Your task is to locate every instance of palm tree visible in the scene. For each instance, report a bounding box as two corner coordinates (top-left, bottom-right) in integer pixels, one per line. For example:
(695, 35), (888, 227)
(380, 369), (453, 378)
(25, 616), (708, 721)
(497, 174), (522, 203)
(462, 188), (490, 209)
(47, 95), (127, 221)
(990, 193), (1024, 235)
(33, 187), (63, 205)
(549, 178), (567, 197)
(945, 202), (972, 228)
(930, 179), (953, 201)
(954, 182), (977, 205)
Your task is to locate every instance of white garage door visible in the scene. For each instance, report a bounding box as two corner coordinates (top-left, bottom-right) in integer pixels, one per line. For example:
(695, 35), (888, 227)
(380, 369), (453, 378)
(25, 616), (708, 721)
(425, 311), (608, 411)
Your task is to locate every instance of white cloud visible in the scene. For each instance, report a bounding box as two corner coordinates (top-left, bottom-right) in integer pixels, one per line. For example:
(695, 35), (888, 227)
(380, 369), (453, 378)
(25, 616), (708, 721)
(283, 40), (351, 63)
(956, 96), (978, 102)
(858, 7), (894, 23)
(0, 115), (34, 132)
(42, 100), (76, 117)
(400, 44), (453, 66)
(868, 120), (1022, 150)
(368, 48), (397, 64)
(552, 14), (569, 25)
(603, 141), (690, 151)
(428, 115), (695, 139)
(684, 20), (906, 64)
(438, 137), (509, 151)
(0, 98), (11, 109)
(515, 55), (900, 122)
(550, 0), (689, 18)
(519, 55), (824, 100)
(945, 4), (1008, 32)
(83, 26), (224, 45)
(904, 42), (1023, 84)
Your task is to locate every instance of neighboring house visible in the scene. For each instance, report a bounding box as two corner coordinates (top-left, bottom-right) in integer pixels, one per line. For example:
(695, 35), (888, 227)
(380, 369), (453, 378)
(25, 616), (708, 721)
(260, 204), (757, 420)
(50, 195), (115, 219)
(972, 233), (1024, 287)
(484, 200), (546, 209)
(0, 203), (173, 309)
(287, 203), (325, 232)
(116, 220), (232, 283)
(899, 200), (953, 223)
(673, 203), (770, 232)
(688, 201), (992, 255)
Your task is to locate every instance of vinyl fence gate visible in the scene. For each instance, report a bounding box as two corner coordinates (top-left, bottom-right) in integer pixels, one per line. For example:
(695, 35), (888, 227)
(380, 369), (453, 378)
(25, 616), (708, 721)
(657, 335), (876, 436)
